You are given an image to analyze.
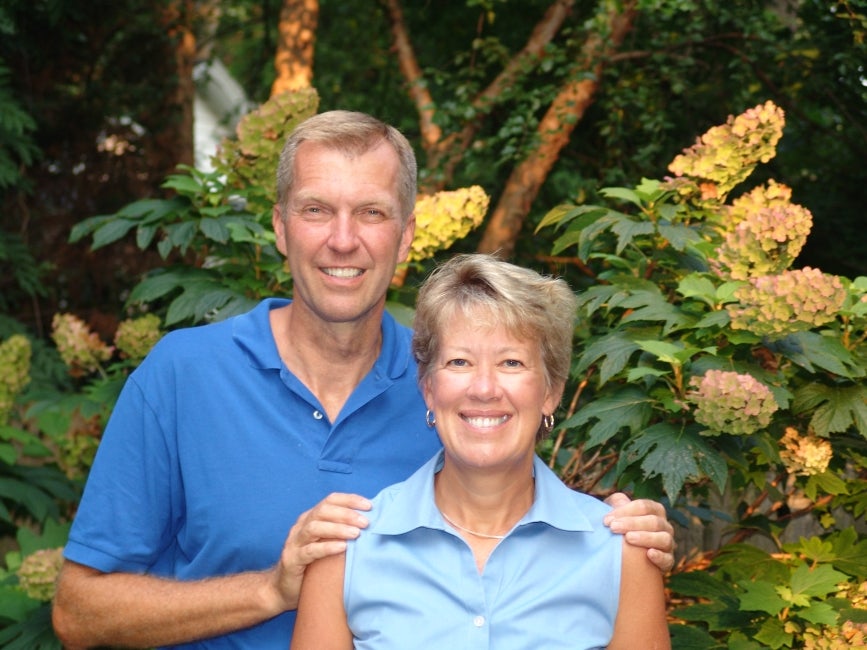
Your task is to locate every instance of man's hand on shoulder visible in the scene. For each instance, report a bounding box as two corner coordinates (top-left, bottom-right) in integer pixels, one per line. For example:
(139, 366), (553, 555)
(603, 492), (675, 573)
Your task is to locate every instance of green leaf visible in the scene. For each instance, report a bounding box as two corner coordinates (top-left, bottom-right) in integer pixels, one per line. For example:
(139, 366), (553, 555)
(738, 580), (787, 615)
(562, 387), (652, 447)
(610, 215), (655, 254)
(536, 203), (607, 233)
(771, 332), (863, 379)
(575, 332), (641, 384)
(600, 186), (644, 207)
(90, 219), (137, 249)
(658, 222), (703, 251)
(619, 423), (727, 498)
(797, 601), (839, 625)
(754, 616), (792, 649)
(677, 273), (717, 304)
(199, 218), (230, 243)
(789, 562), (848, 600)
(635, 340), (701, 365)
(793, 382), (867, 437)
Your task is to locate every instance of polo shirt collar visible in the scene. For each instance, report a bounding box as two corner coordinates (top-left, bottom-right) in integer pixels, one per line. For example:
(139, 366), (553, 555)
(232, 298), (414, 380)
(373, 451), (596, 537)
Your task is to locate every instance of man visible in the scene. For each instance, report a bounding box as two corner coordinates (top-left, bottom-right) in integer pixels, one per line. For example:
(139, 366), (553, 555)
(52, 110), (674, 649)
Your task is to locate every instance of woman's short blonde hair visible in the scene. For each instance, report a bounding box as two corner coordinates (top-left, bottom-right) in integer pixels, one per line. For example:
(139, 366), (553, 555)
(412, 253), (577, 393)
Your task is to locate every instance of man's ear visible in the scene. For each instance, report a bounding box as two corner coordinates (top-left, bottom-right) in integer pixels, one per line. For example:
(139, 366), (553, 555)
(273, 205), (287, 256)
(397, 213), (416, 263)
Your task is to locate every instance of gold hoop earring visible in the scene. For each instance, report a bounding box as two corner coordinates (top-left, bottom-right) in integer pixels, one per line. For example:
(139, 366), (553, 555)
(426, 409), (436, 428)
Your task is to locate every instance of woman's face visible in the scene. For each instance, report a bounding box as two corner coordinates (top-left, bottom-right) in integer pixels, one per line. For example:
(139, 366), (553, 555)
(422, 310), (561, 474)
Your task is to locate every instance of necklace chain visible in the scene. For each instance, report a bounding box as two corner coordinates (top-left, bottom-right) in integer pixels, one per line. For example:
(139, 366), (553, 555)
(440, 511), (508, 540)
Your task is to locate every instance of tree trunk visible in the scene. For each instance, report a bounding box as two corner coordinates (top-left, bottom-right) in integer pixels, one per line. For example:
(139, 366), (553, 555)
(271, 0), (319, 96)
(477, 1), (637, 257)
(157, 0), (197, 168)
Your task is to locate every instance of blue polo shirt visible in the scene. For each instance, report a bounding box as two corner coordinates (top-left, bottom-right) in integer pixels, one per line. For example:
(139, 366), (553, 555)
(344, 452), (622, 650)
(63, 298), (442, 649)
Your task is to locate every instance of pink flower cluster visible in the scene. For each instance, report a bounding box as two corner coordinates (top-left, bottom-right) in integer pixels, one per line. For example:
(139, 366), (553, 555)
(727, 268), (847, 338)
(51, 313), (113, 377)
(714, 182), (813, 280)
(687, 369), (778, 435)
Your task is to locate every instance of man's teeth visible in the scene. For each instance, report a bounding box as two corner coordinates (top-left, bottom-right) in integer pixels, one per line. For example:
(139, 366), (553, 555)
(464, 416), (508, 427)
(324, 267), (363, 278)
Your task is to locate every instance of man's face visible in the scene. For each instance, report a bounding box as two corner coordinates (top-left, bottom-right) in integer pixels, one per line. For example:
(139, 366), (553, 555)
(273, 140), (415, 326)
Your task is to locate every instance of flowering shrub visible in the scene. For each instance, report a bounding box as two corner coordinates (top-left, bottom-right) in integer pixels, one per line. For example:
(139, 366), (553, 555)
(539, 100), (867, 647)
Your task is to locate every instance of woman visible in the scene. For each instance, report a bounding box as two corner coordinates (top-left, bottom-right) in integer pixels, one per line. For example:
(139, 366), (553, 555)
(291, 254), (671, 649)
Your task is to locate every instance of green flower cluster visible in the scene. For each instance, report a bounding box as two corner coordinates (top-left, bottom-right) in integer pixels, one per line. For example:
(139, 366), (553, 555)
(714, 182), (813, 280)
(728, 267), (847, 338)
(667, 100), (785, 203)
(51, 313), (113, 377)
(0, 334), (31, 425)
(16, 547), (64, 601)
(687, 369), (778, 435)
(114, 313), (163, 362)
(408, 185), (490, 263)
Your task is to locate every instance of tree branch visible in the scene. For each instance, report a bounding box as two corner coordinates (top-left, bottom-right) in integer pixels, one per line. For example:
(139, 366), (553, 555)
(478, 0), (638, 257)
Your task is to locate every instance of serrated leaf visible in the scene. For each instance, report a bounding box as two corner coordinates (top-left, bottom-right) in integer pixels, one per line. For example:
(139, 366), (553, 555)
(658, 222), (703, 251)
(575, 332), (641, 384)
(536, 204), (607, 233)
(668, 570), (738, 601)
(610, 215), (655, 254)
(635, 340), (700, 365)
(793, 382), (867, 436)
(199, 218), (230, 243)
(620, 424), (727, 498)
(677, 273), (717, 303)
(789, 562), (848, 600)
(738, 580), (787, 614)
(621, 300), (695, 335)
(562, 387), (652, 447)
(754, 616), (791, 649)
(770, 332), (863, 379)
(797, 601), (839, 625)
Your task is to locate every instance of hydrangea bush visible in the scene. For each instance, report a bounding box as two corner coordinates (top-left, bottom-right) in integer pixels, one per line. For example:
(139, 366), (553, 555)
(539, 100), (867, 647)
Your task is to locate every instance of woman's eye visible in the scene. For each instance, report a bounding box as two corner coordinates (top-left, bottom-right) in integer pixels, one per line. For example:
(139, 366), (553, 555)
(446, 358), (468, 368)
(503, 359), (524, 368)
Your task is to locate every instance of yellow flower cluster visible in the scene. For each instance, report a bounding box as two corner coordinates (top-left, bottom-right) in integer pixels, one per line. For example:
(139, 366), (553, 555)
(714, 181), (813, 280)
(0, 334), (31, 426)
(666, 100), (785, 204)
(779, 426), (833, 476)
(51, 313), (113, 377)
(115, 314), (163, 362)
(408, 186), (490, 263)
(17, 547), (64, 601)
(728, 267), (847, 338)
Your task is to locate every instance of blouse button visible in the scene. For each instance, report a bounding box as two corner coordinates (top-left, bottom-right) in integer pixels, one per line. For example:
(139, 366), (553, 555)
(473, 615), (485, 627)
(313, 410), (323, 420)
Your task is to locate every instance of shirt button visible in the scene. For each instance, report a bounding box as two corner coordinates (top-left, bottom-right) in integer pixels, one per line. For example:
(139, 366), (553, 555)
(473, 615), (485, 627)
(312, 410), (323, 420)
